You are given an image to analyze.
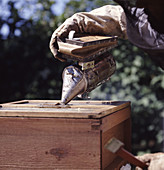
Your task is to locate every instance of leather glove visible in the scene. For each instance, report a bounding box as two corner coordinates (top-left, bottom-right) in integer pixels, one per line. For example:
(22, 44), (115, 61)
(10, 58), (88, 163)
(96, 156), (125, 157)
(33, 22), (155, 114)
(135, 152), (164, 170)
(49, 5), (127, 61)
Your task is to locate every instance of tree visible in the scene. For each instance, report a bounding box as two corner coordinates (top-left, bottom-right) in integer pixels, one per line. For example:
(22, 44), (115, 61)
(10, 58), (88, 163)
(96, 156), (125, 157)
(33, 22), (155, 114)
(0, 0), (67, 102)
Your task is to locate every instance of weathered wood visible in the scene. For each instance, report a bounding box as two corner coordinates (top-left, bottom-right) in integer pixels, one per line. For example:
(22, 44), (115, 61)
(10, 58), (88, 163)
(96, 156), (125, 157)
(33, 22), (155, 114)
(66, 35), (117, 47)
(101, 106), (131, 132)
(0, 100), (130, 119)
(58, 35), (117, 62)
(102, 117), (131, 169)
(0, 118), (101, 169)
(0, 100), (131, 169)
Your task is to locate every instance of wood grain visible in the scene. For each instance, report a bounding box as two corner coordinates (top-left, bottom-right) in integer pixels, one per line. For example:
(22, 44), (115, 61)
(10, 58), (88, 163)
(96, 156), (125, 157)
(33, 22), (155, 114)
(0, 118), (101, 169)
(0, 100), (130, 119)
(101, 118), (131, 169)
(0, 100), (131, 169)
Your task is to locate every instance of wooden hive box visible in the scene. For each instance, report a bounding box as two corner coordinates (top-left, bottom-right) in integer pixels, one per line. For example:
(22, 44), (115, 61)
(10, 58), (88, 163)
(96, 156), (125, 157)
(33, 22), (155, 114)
(0, 100), (131, 170)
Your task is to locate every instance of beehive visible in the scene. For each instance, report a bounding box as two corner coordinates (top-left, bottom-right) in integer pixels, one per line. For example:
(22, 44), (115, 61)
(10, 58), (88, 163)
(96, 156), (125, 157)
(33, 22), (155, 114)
(0, 100), (131, 169)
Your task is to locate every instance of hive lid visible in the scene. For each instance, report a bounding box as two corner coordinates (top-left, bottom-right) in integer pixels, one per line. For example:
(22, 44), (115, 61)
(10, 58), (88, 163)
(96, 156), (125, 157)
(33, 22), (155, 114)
(0, 100), (130, 119)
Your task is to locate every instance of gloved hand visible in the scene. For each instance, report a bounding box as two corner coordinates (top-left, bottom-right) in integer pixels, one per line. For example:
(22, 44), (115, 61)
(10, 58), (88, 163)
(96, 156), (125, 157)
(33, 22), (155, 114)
(135, 152), (164, 170)
(49, 5), (127, 61)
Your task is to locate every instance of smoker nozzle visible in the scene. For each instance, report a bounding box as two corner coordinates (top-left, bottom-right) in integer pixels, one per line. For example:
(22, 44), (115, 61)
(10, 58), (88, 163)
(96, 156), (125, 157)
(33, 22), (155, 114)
(61, 66), (87, 105)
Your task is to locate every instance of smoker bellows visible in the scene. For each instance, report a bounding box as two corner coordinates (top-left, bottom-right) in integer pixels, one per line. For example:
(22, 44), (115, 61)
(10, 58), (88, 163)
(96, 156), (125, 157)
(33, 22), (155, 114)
(57, 31), (118, 104)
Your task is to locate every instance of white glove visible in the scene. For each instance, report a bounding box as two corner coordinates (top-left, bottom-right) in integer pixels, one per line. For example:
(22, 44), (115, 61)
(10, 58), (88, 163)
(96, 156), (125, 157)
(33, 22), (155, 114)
(49, 5), (127, 61)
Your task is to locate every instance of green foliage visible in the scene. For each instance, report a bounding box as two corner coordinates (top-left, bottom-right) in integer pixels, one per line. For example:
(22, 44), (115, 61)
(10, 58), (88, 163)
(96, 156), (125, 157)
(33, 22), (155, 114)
(64, 0), (116, 16)
(0, 0), (164, 155)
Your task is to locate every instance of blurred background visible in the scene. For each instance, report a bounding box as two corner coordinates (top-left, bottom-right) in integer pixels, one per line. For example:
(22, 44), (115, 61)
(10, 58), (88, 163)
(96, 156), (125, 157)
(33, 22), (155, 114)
(0, 0), (164, 155)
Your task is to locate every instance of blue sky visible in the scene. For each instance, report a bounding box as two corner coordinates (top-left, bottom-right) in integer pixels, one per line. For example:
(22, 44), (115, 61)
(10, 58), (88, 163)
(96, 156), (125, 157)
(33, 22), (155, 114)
(0, 0), (70, 37)
(53, 0), (70, 15)
(0, 0), (70, 18)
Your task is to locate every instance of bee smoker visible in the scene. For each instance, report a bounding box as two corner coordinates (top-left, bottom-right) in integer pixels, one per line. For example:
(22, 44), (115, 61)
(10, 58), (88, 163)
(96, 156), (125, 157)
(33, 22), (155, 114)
(61, 53), (116, 105)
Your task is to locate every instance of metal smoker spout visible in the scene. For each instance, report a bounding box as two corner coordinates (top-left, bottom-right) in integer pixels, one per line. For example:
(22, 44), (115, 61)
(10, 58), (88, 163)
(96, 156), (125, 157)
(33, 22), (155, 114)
(61, 54), (116, 105)
(61, 66), (87, 105)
